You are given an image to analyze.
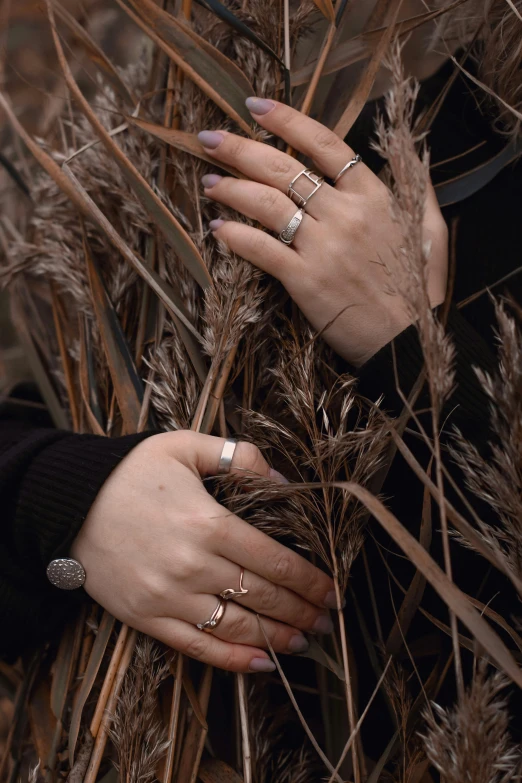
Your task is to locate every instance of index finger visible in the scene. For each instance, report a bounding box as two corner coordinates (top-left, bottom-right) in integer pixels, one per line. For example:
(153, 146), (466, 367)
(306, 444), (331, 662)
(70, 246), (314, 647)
(215, 510), (338, 609)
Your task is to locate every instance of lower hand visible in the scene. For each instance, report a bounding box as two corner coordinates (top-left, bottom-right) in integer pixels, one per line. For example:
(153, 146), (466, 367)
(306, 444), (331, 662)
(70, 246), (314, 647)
(70, 432), (336, 673)
(198, 99), (448, 367)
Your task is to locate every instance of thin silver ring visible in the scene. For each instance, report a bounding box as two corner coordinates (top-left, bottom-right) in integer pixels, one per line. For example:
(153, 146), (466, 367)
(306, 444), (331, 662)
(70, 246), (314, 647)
(279, 208), (304, 245)
(218, 438), (237, 474)
(287, 168), (324, 209)
(334, 154), (362, 185)
(197, 597), (227, 633)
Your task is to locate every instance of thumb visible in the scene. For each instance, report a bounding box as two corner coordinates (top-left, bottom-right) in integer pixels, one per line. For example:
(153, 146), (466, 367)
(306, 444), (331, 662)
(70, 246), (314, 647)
(167, 432), (287, 482)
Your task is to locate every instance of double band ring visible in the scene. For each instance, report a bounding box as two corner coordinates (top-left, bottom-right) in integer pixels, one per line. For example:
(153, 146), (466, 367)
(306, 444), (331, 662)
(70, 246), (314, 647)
(334, 154), (362, 185)
(287, 168), (324, 209)
(196, 568), (249, 633)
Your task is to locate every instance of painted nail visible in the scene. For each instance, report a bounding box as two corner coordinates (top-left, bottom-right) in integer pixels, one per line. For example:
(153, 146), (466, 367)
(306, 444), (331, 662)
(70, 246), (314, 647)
(198, 130), (225, 149)
(313, 614), (334, 634)
(246, 97), (276, 116)
(201, 174), (223, 188)
(248, 657), (276, 673)
(287, 634), (309, 654)
(209, 219), (225, 231)
(269, 468), (289, 484)
(323, 590), (346, 610)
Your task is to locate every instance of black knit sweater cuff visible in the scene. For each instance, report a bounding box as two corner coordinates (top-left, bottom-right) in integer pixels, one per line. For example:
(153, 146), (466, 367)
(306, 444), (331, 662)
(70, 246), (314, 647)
(356, 304), (497, 439)
(14, 431), (155, 577)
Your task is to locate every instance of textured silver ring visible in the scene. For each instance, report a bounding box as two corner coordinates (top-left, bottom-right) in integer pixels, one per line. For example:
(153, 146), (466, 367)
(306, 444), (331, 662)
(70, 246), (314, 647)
(279, 208), (304, 245)
(218, 438), (237, 474)
(287, 168), (324, 209)
(47, 558), (86, 590)
(334, 154), (362, 185)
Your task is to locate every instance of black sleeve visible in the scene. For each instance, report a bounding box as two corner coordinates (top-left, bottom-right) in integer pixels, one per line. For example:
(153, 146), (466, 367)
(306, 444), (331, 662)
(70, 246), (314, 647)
(355, 304), (498, 452)
(0, 386), (154, 662)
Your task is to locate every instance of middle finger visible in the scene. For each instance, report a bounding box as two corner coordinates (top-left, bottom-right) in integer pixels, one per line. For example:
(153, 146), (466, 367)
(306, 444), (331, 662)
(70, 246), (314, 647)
(201, 174), (317, 248)
(198, 130), (334, 219)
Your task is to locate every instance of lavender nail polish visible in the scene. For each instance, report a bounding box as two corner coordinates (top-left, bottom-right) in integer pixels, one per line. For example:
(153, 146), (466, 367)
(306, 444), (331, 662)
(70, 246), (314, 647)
(269, 468), (289, 484)
(287, 634), (309, 654)
(198, 130), (225, 149)
(248, 658), (276, 673)
(324, 590), (346, 610)
(313, 614), (334, 634)
(201, 174), (223, 188)
(209, 219), (225, 231)
(245, 97), (276, 115)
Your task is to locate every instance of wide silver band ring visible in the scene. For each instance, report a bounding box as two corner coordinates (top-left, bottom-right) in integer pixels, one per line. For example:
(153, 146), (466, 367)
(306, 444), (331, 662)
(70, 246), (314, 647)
(279, 208), (304, 245)
(197, 597), (227, 633)
(218, 438), (237, 474)
(334, 154), (362, 185)
(287, 168), (324, 209)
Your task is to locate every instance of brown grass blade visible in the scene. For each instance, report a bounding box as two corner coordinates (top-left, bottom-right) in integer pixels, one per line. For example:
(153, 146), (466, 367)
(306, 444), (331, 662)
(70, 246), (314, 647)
(386, 468), (433, 656)
(51, 0), (135, 106)
(50, 283), (80, 432)
(126, 117), (244, 179)
(83, 231), (144, 433)
(46, 0), (213, 291)
(312, 0), (335, 23)
(176, 667), (213, 783)
(335, 481), (522, 690)
(27, 678), (56, 770)
(333, 0), (403, 138)
(68, 612), (115, 767)
(90, 624), (129, 739)
(198, 759), (244, 782)
(163, 655), (183, 783)
(117, 0), (255, 136)
(78, 315), (106, 436)
(291, 0), (469, 87)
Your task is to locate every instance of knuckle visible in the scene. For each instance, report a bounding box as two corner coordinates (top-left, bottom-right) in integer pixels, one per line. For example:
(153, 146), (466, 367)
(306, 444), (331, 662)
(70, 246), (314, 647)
(256, 581), (279, 613)
(314, 129), (342, 152)
(221, 648), (241, 672)
(268, 155), (293, 177)
(174, 549), (200, 583)
(226, 138), (245, 159)
(258, 188), (280, 212)
(227, 611), (252, 639)
(272, 552), (295, 583)
(185, 636), (208, 661)
(236, 441), (263, 471)
(348, 208), (368, 236)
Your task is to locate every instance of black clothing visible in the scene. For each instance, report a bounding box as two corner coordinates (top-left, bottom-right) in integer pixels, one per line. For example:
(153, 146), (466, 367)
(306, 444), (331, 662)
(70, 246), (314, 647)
(1, 58), (521, 662)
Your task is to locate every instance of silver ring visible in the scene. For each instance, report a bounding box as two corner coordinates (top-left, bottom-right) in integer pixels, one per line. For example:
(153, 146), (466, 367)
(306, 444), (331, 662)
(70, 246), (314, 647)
(218, 437), (237, 474)
(197, 597), (227, 632)
(287, 168), (324, 209)
(334, 154), (362, 185)
(47, 558), (86, 590)
(279, 208), (304, 245)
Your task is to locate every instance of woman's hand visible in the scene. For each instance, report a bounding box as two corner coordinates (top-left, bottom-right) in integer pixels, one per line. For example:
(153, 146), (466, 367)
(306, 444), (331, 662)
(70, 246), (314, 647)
(70, 431), (336, 673)
(198, 98), (448, 367)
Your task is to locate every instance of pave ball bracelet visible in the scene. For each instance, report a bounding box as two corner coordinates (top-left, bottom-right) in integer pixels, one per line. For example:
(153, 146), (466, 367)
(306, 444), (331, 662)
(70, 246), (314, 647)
(47, 557), (86, 590)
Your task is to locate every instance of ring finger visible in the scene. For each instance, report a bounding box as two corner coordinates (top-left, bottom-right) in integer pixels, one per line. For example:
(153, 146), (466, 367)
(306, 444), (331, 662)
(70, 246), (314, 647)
(188, 593), (312, 654)
(202, 174), (316, 248)
(202, 558), (334, 634)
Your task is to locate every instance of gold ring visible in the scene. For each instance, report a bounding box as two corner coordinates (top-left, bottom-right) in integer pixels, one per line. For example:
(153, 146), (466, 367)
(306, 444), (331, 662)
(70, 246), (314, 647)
(197, 597), (227, 633)
(220, 568), (249, 601)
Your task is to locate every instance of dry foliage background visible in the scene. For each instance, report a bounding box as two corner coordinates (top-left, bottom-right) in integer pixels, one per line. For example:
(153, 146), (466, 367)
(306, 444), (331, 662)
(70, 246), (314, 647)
(0, 0), (522, 782)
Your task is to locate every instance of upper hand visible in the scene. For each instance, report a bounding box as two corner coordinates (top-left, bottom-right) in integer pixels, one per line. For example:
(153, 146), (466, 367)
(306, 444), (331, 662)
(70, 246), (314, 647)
(198, 99), (448, 366)
(70, 431), (336, 673)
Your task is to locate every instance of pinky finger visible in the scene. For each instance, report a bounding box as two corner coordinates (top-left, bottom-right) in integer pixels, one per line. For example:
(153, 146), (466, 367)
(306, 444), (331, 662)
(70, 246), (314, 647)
(209, 220), (300, 282)
(144, 616), (276, 673)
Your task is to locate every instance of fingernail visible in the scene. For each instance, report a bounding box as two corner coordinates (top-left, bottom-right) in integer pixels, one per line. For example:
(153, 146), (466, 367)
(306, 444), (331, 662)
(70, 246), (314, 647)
(269, 468), (289, 484)
(198, 130), (225, 149)
(202, 174), (223, 188)
(313, 614), (334, 634)
(246, 97), (276, 116)
(248, 657), (276, 673)
(287, 634), (309, 654)
(323, 591), (346, 610)
(209, 219), (225, 231)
